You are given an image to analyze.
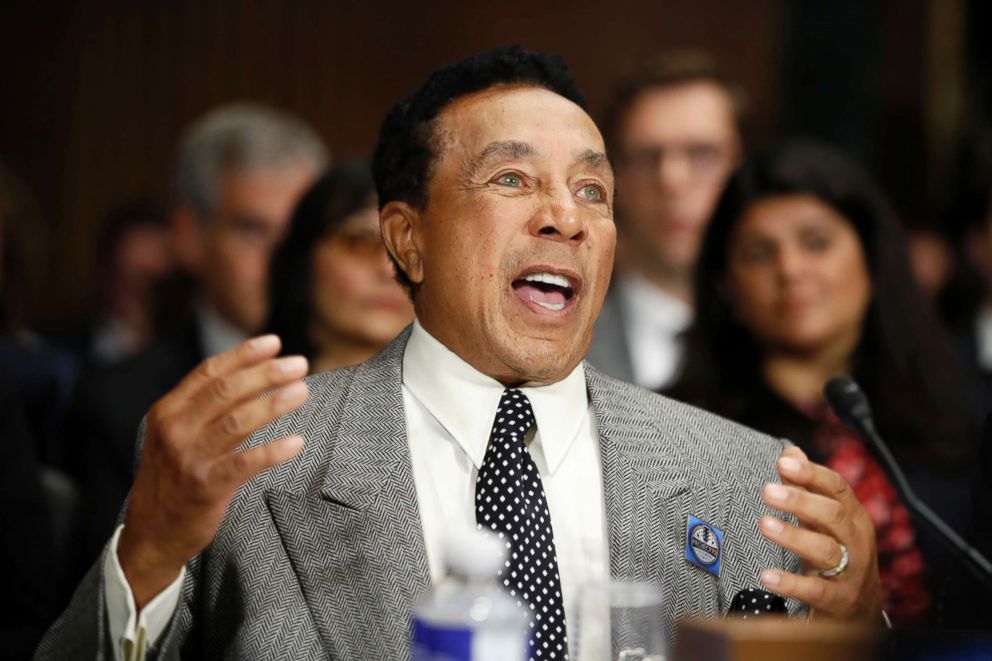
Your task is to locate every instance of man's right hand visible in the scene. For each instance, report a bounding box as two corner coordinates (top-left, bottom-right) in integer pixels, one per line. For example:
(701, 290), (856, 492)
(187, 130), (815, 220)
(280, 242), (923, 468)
(117, 335), (309, 611)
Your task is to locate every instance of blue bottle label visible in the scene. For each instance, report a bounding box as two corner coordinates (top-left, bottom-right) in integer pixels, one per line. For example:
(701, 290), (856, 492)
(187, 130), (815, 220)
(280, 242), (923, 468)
(411, 619), (474, 661)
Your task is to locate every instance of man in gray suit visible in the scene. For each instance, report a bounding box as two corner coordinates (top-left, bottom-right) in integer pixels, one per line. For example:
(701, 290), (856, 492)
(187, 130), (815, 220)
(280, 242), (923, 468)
(38, 47), (881, 660)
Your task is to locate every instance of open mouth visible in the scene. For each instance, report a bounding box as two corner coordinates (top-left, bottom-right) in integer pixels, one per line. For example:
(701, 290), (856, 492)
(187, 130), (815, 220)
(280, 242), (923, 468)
(511, 270), (578, 313)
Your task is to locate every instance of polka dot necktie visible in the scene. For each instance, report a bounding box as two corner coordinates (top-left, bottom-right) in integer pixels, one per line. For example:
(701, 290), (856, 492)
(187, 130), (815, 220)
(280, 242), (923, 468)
(475, 388), (568, 660)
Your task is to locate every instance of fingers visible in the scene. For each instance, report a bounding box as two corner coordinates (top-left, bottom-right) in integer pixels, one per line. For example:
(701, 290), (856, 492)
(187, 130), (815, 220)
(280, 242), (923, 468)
(213, 435), (305, 486)
(759, 568), (856, 616)
(198, 381), (310, 455)
(762, 483), (851, 538)
(775, 451), (857, 509)
(759, 515), (847, 571)
(160, 335), (283, 411)
(180, 355), (309, 432)
(762, 448), (884, 621)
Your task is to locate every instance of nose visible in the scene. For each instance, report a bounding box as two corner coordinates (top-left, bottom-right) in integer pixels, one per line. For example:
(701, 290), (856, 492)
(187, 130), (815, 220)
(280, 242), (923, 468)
(657, 153), (692, 194)
(775, 244), (806, 282)
(529, 189), (587, 245)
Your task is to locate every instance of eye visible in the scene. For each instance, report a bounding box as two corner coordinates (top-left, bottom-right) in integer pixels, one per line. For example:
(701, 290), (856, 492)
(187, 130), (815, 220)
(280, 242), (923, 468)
(578, 183), (605, 202)
(735, 241), (775, 265)
(801, 231), (832, 252)
(494, 172), (525, 187)
(686, 145), (721, 171)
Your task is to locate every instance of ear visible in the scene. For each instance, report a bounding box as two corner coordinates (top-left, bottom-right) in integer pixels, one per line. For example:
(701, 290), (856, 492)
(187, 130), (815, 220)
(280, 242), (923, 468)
(380, 201), (425, 286)
(171, 205), (206, 276)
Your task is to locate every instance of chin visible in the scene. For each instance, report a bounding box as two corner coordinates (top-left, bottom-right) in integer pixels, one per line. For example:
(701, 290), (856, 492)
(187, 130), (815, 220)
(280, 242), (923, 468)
(498, 336), (585, 385)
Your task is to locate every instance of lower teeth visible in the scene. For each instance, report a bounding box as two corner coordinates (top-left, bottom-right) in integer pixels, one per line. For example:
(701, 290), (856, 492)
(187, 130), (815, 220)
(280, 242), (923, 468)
(535, 300), (565, 311)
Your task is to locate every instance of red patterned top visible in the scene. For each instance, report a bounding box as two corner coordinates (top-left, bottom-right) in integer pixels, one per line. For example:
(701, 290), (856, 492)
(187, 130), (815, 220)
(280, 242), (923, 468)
(810, 407), (931, 624)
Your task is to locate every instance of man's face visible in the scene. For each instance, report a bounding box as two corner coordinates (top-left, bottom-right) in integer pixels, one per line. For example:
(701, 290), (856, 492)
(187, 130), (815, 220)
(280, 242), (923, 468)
(199, 166), (316, 333)
(396, 86), (616, 385)
(614, 81), (740, 283)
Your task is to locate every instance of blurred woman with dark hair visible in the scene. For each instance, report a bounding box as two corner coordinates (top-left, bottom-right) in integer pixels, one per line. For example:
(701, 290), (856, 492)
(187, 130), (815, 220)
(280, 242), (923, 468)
(266, 161), (413, 372)
(669, 140), (976, 624)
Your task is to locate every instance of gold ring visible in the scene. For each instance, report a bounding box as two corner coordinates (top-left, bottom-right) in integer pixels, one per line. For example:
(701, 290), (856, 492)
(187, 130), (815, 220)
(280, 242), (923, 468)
(819, 543), (849, 578)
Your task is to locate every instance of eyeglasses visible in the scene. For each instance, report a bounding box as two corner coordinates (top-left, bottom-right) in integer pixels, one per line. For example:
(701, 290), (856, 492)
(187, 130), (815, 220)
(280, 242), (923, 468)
(327, 228), (388, 259)
(618, 143), (730, 181)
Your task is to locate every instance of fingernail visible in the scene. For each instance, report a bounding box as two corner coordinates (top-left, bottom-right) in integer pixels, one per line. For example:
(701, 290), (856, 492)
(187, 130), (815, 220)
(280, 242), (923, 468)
(284, 435), (304, 452)
(765, 483), (788, 501)
(761, 570), (781, 586)
(762, 516), (784, 533)
(276, 381), (308, 405)
(252, 334), (279, 351)
(277, 356), (308, 375)
(778, 456), (801, 474)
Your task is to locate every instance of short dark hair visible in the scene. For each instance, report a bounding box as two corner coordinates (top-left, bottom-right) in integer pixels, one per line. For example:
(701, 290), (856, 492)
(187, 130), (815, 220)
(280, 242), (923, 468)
(602, 50), (746, 154)
(372, 45), (586, 291)
(265, 161), (376, 361)
(676, 139), (973, 468)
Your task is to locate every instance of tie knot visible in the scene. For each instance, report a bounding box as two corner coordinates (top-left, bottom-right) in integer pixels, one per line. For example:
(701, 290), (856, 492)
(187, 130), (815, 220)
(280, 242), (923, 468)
(492, 388), (536, 440)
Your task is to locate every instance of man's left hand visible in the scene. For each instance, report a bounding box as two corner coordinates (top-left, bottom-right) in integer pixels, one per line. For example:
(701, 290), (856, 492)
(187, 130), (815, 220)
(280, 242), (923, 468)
(758, 446), (883, 621)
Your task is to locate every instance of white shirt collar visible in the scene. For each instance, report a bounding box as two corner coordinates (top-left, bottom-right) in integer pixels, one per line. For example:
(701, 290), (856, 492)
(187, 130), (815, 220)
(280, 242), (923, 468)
(196, 302), (249, 358)
(618, 272), (692, 334)
(977, 305), (992, 371)
(402, 319), (588, 474)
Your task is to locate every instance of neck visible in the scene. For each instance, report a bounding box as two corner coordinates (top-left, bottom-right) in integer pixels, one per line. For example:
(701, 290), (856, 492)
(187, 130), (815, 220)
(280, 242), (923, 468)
(624, 257), (694, 306)
(762, 340), (855, 409)
(309, 328), (383, 373)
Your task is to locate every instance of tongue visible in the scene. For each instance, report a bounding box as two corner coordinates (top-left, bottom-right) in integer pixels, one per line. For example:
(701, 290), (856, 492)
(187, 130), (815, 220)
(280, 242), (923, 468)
(514, 283), (567, 307)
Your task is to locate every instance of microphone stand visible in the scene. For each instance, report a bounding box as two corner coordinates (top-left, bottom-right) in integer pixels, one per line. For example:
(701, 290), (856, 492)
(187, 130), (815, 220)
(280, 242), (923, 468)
(825, 377), (992, 591)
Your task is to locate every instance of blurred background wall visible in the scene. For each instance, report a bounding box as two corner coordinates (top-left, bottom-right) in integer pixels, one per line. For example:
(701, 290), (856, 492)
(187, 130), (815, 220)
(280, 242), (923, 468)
(0, 0), (987, 331)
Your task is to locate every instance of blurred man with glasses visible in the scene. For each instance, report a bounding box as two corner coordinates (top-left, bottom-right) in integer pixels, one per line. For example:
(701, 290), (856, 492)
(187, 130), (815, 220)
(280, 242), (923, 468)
(588, 52), (743, 390)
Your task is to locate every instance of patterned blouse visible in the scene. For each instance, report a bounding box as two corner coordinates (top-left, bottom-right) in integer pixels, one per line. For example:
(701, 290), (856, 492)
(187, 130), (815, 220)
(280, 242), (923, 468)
(809, 406), (930, 624)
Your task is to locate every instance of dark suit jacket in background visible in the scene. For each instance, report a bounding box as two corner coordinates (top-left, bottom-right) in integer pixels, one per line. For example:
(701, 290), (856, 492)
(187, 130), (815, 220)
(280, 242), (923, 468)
(586, 285), (636, 384)
(38, 329), (801, 659)
(1, 376), (58, 660)
(64, 322), (205, 575)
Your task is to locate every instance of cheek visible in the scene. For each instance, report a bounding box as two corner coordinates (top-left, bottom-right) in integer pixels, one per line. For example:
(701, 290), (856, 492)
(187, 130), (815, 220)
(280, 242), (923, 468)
(313, 254), (367, 303)
(729, 269), (776, 313)
(821, 237), (871, 293)
(832, 253), (872, 317)
(216, 237), (268, 280)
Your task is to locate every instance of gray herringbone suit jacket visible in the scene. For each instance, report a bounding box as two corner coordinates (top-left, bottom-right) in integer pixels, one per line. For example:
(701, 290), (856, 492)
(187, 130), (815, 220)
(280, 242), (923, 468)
(37, 329), (801, 660)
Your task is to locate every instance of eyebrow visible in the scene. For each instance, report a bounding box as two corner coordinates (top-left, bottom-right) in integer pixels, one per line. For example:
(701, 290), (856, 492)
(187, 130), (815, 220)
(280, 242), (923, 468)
(578, 148), (610, 172)
(464, 140), (537, 178)
(464, 141), (612, 179)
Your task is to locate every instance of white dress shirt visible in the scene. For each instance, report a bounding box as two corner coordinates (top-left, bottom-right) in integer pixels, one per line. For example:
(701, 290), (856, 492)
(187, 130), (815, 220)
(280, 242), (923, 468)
(104, 320), (608, 658)
(618, 273), (693, 391)
(196, 302), (249, 358)
(976, 305), (992, 371)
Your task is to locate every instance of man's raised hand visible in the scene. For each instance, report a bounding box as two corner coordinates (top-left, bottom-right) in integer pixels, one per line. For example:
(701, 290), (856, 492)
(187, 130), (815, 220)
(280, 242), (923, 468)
(757, 446), (883, 621)
(117, 335), (309, 610)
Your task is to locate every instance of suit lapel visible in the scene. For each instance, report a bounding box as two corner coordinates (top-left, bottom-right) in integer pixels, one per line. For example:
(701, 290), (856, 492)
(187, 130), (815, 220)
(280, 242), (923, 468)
(266, 330), (431, 659)
(586, 367), (723, 637)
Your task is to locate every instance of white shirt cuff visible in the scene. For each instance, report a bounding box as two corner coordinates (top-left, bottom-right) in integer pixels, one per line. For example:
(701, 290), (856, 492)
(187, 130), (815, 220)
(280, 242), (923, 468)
(104, 525), (185, 661)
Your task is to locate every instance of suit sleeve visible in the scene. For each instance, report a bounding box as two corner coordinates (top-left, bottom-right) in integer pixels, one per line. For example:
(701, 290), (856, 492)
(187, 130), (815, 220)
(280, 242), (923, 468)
(34, 418), (198, 660)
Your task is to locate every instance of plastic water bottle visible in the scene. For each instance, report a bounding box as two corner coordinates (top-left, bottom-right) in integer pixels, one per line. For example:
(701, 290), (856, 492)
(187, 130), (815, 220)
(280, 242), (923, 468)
(412, 528), (530, 661)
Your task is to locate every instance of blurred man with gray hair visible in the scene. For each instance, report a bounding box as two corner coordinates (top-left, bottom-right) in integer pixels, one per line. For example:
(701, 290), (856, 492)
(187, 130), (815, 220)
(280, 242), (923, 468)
(66, 103), (327, 567)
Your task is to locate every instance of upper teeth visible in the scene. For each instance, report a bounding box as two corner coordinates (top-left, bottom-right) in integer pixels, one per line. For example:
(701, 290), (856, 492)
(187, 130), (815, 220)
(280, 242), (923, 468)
(523, 272), (571, 289)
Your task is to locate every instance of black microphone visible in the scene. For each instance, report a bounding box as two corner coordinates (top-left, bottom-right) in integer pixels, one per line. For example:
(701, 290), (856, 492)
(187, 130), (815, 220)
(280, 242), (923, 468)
(824, 376), (992, 590)
(727, 588), (787, 618)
